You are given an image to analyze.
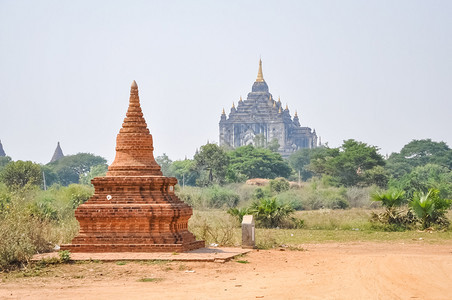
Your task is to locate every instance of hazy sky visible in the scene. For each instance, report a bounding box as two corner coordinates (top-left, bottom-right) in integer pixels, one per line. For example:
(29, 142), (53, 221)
(1, 1), (451, 164)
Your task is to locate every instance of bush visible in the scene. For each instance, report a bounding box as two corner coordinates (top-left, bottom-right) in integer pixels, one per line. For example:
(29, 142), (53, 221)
(410, 188), (452, 229)
(177, 185), (239, 209)
(188, 211), (239, 246)
(249, 198), (295, 228)
(370, 189), (416, 230)
(0, 210), (53, 270)
(345, 186), (376, 208)
(269, 177), (290, 193)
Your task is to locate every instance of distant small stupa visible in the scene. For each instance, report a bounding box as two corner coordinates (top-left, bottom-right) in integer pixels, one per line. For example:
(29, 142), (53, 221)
(50, 142), (64, 163)
(0, 140), (5, 157)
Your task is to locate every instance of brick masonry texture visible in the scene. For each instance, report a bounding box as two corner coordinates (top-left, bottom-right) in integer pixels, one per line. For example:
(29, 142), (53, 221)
(61, 81), (204, 253)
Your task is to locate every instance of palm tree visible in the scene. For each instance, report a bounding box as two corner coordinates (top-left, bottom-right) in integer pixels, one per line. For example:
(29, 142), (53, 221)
(248, 198), (294, 228)
(410, 189), (452, 229)
(371, 190), (406, 225)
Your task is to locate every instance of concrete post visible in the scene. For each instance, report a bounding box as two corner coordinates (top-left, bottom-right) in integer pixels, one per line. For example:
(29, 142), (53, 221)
(241, 215), (255, 249)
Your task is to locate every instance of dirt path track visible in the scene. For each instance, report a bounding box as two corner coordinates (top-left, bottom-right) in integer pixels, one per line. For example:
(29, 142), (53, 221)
(1, 242), (452, 300)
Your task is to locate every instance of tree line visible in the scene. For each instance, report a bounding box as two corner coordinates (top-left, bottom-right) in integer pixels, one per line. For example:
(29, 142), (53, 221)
(0, 138), (451, 201)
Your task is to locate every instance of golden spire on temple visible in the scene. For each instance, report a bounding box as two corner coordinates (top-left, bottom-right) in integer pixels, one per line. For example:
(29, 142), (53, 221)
(256, 59), (264, 82)
(269, 95), (272, 101)
(239, 96), (243, 102)
(294, 110), (298, 117)
(278, 97), (281, 103)
(278, 106), (282, 113)
(273, 101), (276, 108)
(222, 108), (225, 115)
(232, 102), (235, 109)
(285, 104), (288, 110)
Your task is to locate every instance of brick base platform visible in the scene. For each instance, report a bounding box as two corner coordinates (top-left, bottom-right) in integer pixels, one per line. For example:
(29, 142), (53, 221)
(61, 240), (206, 253)
(32, 247), (252, 263)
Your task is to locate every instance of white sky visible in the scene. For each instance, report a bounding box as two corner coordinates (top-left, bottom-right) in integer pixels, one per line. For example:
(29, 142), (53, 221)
(0, 1), (451, 164)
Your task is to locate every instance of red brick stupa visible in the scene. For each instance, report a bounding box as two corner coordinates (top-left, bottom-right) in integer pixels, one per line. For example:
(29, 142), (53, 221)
(61, 81), (204, 252)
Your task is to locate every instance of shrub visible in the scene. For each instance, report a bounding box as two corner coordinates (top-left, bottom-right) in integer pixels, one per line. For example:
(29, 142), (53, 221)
(248, 197), (295, 228)
(269, 177), (290, 193)
(177, 185), (239, 209)
(370, 189), (415, 229)
(227, 207), (250, 224)
(0, 210), (53, 270)
(345, 186), (376, 208)
(188, 211), (239, 246)
(410, 188), (452, 229)
(59, 250), (71, 263)
(63, 184), (94, 208)
(207, 185), (239, 208)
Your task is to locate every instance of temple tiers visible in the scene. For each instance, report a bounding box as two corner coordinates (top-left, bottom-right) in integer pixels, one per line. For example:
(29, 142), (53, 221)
(219, 60), (318, 157)
(49, 142), (64, 163)
(61, 81), (204, 253)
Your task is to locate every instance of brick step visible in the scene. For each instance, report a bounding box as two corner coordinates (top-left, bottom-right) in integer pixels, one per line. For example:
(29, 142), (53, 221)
(60, 240), (206, 253)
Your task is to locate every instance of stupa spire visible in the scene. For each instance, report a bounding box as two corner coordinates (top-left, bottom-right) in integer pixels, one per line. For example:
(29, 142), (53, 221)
(50, 142), (64, 163)
(256, 59), (265, 82)
(0, 140), (5, 157)
(107, 81), (162, 176)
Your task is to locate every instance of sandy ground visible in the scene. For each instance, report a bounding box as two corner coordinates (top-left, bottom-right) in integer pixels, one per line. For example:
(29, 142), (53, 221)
(1, 242), (452, 300)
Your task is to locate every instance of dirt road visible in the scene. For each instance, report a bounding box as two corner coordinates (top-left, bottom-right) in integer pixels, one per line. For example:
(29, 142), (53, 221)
(1, 242), (452, 300)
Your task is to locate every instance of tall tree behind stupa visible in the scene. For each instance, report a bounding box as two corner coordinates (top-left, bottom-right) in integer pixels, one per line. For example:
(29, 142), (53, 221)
(50, 142), (64, 163)
(0, 140), (6, 157)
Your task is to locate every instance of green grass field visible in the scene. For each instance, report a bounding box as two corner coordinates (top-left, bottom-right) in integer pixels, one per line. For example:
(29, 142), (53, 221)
(189, 209), (452, 248)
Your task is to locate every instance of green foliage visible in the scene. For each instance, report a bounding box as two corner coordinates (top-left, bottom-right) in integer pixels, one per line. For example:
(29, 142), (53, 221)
(155, 153), (173, 177)
(371, 190), (406, 208)
(269, 177), (290, 193)
(390, 164), (452, 199)
(0, 183), (87, 270)
(206, 185), (240, 208)
(273, 180), (350, 211)
(0, 156), (12, 172)
(46, 153), (107, 186)
(177, 185), (239, 209)
(410, 189), (452, 229)
(252, 187), (271, 200)
(0, 209), (53, 271)
(248, 197), (295, 228)
(170, 159), (198, 186)
(63, 184), (94, 208)
(288, 148), (324, 181)
(41, 165), (59, 187)
(227, 145), (291, 181)
(309, 140), (385, 187)
(59, 250), (71, 263)
(28, 198), (58, 221)
(370, 189), (415, 230)
(227, 207), (250, 223)
(79, 164), (108, 186)
(267, 138), (280, 152)
(362, 166), (389, 188)
(194, 144), (229, 186)
(0, 160), (42, 189)
(386, 139), (452, 178)
(189, 211), (239, 246)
